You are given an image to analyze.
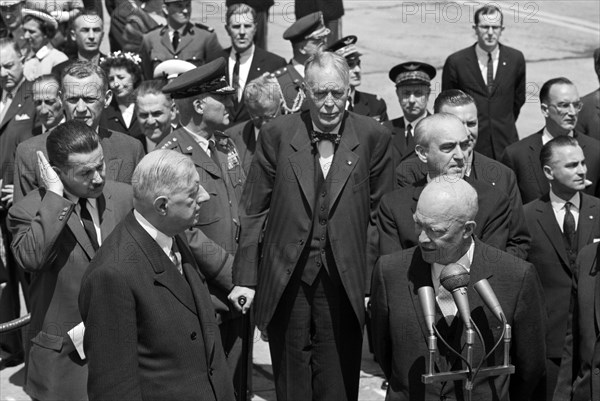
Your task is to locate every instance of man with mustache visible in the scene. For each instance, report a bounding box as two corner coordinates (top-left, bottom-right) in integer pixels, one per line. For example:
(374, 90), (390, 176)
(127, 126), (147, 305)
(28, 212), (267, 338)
(502, 77), (600, 203)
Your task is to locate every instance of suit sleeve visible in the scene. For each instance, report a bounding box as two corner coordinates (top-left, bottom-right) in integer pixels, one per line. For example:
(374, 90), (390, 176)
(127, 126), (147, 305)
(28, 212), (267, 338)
(232, 124), (277, 287)
(376, 195), (403, 256)
(12, 143), (36, 204)
(371, 258), (392, 379)
(509, 263), (547, 401)
(553, 248), (584, 400)
(8, 191), (75, 272)
(505, 176), (530, 259)
(185, 227), (234, 293)
(478, 190), (510, 252)
(79, 265), (143, 401)
(441, 56), (458, 91)
(513, 51), (526, 120)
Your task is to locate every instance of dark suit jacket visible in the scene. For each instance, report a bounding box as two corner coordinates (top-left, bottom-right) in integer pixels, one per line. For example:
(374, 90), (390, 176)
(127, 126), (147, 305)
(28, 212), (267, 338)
(554, 243), (600, 401)
(524, 193), (600, 358)
(79, 212), (235, 401)
(0, 81), (35, 184)
(352, 90), (388, 122)
(232, 111), (393, 331)
(222, 46), (286, 124)
(501, 130), (600, 203)
(575, 88), (600, 140)
(99, 98), (144, 142)
(12, 126), (145, 203)
(371, 239), (546, 401)
(442, 43), (526, 159)
(376, 177), (511, 256)
(384, 113), (430, 177)
(8, 181), (133, 400)
(226, 120), (255, 175)
(395, 152), (530, 259)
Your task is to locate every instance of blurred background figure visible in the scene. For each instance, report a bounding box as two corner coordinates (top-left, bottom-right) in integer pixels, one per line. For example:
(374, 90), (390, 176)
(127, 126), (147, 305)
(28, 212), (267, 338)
(295, 0), (343, 45)
(226, 0), (273, 51)
(31, 74), (65, 136)
(108, 0), (165, 53)
(21, 9), (67, 80)
(575, 48), (600, 140)
(0, 0), (27, 53)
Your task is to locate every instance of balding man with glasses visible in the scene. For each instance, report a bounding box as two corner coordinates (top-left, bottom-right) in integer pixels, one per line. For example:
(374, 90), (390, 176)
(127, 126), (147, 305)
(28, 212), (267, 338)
(501, 77), (600, 203)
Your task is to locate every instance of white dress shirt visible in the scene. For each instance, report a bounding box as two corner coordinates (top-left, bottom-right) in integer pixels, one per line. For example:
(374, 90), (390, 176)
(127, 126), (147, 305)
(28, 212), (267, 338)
(475, 44), (500, 85)
(311, 121), (341, 178)
(64, 191), (102, 247)
(228, 45), (255, 101)
(550, 190), (580, 232)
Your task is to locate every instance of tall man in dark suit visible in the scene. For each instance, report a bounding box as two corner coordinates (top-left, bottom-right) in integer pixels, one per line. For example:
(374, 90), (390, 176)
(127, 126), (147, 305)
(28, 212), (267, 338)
(327, 35), (388, 122)
(553, 242), (600, 401)
(502, 77), (600, 204)
(79, 150), (235, 401)
(13, 61), (145, 203)
(372, 179), (546, 400)
(222, 3), (286, 124)
(575, 48), (600, 140)
(384, 62), (435, 170)
(0, 37), (34, 367)
(524, 136), (600, 398)
(396, 90), (530, 259)
(442, 5), (525, 160)
(8, 121), (133, 401)
(229, 51), (393, 400)
(227, 74), (282, 174)
(158, 58), (249, 393)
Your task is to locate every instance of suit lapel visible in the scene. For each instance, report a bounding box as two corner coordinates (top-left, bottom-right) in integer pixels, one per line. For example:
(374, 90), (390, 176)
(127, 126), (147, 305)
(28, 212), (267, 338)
(66, 205), (96, 260)
(352, 91), (367, 115)
(0, 82), (31, 129)
(490, 44), (508, 97)
(528, 133), (549, 194)
(178, 130), (223, 178)
(535, 196), (571, 268)
(241, 122), (256, 172)
(592, 245), (600, 333)
(288, 114), (316, 214)
(175, 23), (194, 54)
(467, 45), (488, 94)
(577, 194), (598, 250)
(327, 115), (359, 211)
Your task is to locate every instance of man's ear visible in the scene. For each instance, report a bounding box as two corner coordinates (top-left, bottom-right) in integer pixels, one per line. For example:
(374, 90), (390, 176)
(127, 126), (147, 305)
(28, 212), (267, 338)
(543, 164), (554, 181)
(70, 28), (76, 42)
(169, 102), (177, 122)
(464, 220), (477, 238)
(415, 144), (428, 164)
(192, 98), (204, 115)
(541, 103), (550, 118)
(103, 89), (113, 109)
(153, 196), (168, 215)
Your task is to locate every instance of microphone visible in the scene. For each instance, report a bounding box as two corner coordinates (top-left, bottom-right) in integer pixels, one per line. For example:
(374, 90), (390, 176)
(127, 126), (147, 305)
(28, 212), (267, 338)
(440, 263), (472, 329)
(473, 279), (505, 322)
(418, 286), (436, 335)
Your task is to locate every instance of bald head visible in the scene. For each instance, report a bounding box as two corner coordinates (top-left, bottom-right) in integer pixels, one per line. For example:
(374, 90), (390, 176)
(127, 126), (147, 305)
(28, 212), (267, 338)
(418, 179), (478, 222)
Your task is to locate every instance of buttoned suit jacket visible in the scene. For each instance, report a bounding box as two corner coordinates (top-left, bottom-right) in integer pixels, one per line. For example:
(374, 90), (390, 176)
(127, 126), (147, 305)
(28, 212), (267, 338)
(157, 128), (246, 314)
(371, 239), (546, 401)
(575, 88), (600, 140)
(352, 90), (388, 122)
(232, 110), (393, 331)
(442, 43), (526, 159)
(0, 81), (35, 184)
(12, 127), (145, 203)
(222, 46), (286, 124)
(395, 152), (530, 259)
(376, 177), (511, 256)
(140, 23), (223, 79)
(501, 130), (600, 203)
(226, 120), (255, 175)
(554, 242), (600, 401)
(8, 181), (133, 401)
(524, 193), (600, 358)
(79, 212), (235, 401)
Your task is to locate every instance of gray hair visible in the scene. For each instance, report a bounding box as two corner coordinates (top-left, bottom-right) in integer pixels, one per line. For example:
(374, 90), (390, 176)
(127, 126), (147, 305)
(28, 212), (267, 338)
(244, 74), (282, 110)
(304, 51), (350, 88)
(414, 113), (464, 147)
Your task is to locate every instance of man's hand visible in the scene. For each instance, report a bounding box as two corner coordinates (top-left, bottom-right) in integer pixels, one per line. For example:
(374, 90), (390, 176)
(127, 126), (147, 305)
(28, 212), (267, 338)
(1, 184), (14, 208)
(37, 151), (64, 196)
(228, 286), (255, 314)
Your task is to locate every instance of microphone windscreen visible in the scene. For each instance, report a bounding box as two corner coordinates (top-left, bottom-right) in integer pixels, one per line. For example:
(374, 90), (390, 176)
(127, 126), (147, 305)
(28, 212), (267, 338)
(440, 263), (470, 292)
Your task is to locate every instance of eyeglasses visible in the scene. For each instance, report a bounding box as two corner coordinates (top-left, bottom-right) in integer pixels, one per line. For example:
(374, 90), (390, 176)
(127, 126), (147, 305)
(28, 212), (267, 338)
(548, 101), (583, 113)
(477, 25), (503, 31)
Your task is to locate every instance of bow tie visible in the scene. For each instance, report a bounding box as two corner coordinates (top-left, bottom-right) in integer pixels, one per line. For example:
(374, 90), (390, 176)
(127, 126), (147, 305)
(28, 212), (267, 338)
(311, 131), (341, 145)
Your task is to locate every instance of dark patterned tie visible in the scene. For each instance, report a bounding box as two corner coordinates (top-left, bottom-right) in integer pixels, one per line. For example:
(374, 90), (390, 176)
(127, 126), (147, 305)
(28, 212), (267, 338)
(487, 52), (494, 94)
(563, 202), (576, 249)
(172, 30), (180, 51)
(405, 124), (413, 147)
(208, 139), (220, 166)
(79, 198), (99, 251)
(232, 52), (241, 101)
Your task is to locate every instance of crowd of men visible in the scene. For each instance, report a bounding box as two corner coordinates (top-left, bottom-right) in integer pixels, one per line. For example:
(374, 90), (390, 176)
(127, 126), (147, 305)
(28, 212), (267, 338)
(0, 1), (599, 401)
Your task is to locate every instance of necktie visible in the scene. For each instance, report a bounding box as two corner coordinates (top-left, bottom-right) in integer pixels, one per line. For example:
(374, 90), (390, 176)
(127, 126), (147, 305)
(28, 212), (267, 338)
(405, 124), (413, 147)
(311, 131), (341, 145)
(172, 30), (180, 51)
(347, 96), (354, 112)
(170, 240), (183, 275)
(79, 198), (99, 251)
(437, 284), (456, 324)
(208, 139), (221, 166)
(563, 202), (576, 249)
(487, 52), (494, 94)
(232, 52), (241, 101)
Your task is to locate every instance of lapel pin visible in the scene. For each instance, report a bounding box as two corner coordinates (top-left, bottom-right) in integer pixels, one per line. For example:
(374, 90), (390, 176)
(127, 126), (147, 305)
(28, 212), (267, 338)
(590, 215), (594, 219)
(502, 62), (506, 66)
(347, 160), (352, 165)
(187, 146), (193, 151)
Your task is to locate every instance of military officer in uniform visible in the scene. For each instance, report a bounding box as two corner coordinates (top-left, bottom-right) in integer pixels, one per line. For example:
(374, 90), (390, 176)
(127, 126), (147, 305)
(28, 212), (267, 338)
(384, 61), (436, 169)
(327, 35), (387, 122)
(0, 0), (27, 52)
(271, 11), (329, 113)
(157, 58), (251, 396)
(139, 0), (223, 79)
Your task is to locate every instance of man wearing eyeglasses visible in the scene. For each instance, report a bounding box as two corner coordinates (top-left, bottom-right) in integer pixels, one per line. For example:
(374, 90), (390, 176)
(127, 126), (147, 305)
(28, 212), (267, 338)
(442, 5), (525, 161)
(502, 77), (600, 203)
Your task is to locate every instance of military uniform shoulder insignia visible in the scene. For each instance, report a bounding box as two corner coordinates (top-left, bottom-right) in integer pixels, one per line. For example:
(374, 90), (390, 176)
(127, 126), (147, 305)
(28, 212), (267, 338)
(272, 67), (288, 78)
(194, 22), (215, 32)
(160, 137), (178, 149)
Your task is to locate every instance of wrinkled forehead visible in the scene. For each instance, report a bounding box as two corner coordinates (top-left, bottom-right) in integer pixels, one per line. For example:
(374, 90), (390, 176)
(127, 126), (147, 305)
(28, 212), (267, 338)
(62, 75), (105, 97)
(33, 81), (60, 98)
(228, 11), (255, 25)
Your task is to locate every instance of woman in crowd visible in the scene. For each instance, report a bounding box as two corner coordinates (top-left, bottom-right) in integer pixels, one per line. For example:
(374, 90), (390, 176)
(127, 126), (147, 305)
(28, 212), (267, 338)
(22, 9), (68, 81)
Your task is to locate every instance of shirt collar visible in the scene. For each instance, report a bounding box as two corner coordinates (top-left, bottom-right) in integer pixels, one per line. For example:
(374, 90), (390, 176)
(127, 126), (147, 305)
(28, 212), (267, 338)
(182, 125), (211, 148)
(133, 209), (173, 254)
(403, 112), (427, 131)
(64, 190), (98, 211)
(35, 44), (52, 60)
(230, 44), (254, 59)
(475, 43), (500, 59)
(550, 189), (580, 212)
(542, 127), (573, 145)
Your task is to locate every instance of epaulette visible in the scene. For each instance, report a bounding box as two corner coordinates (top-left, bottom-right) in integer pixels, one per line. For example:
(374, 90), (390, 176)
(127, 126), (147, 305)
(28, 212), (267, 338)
(159, 136), (179, 149)
(193, 22), (215, 32)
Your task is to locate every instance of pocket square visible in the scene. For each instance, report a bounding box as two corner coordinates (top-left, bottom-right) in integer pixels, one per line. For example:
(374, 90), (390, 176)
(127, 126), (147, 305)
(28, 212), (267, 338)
(15, 113), (31, 121)
(593, 238), (600, 243)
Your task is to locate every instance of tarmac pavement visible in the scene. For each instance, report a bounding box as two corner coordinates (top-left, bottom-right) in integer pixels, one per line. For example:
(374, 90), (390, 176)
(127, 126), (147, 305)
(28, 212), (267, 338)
(1, 1), (599, 400)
